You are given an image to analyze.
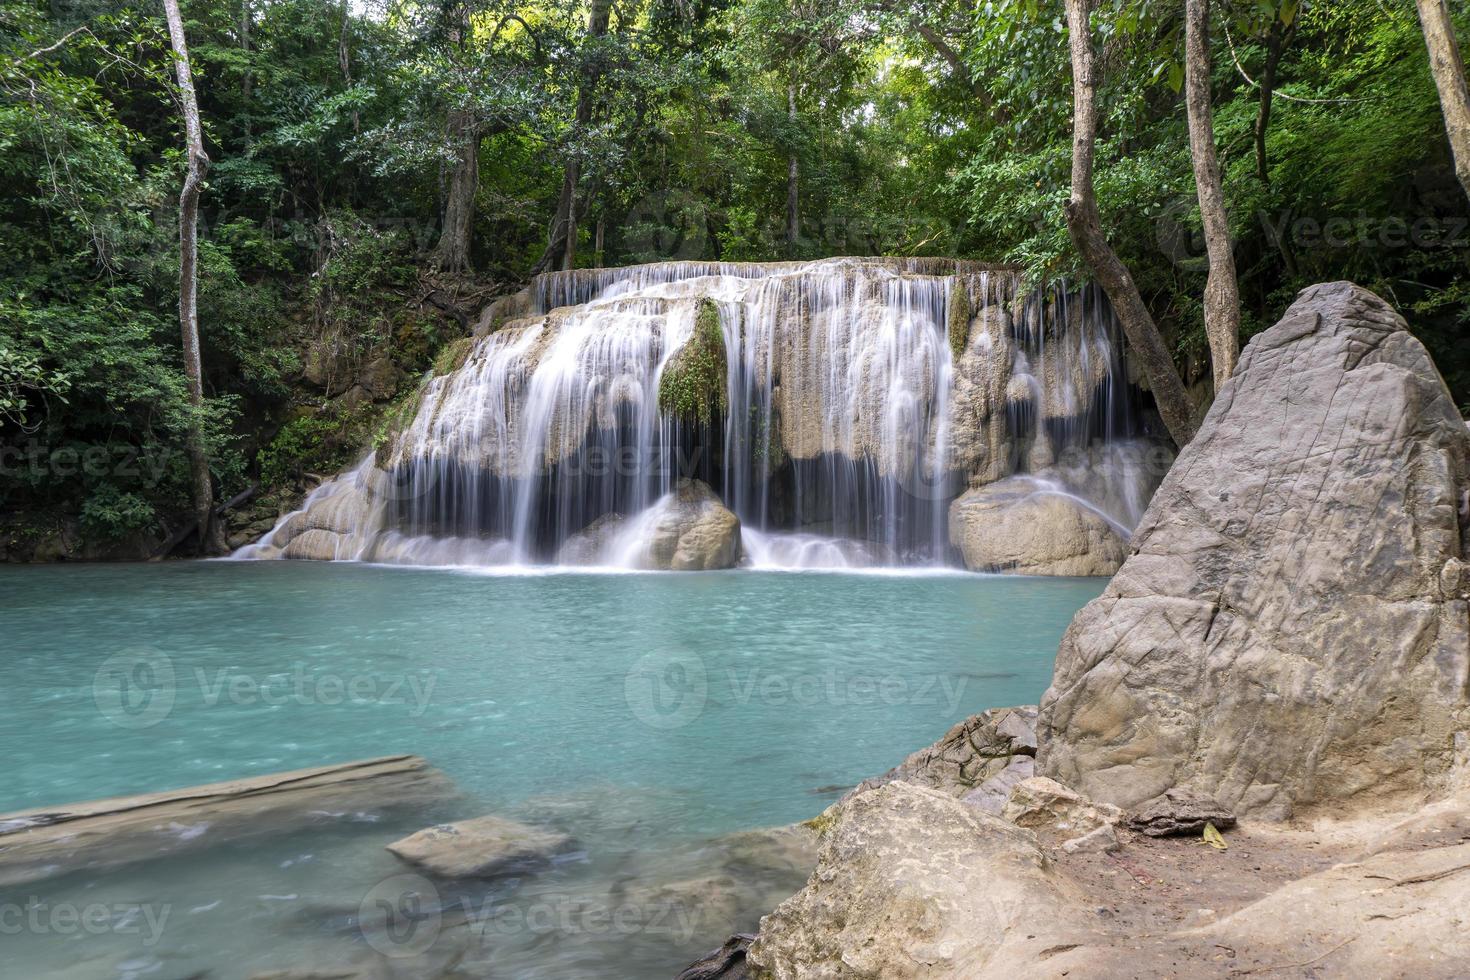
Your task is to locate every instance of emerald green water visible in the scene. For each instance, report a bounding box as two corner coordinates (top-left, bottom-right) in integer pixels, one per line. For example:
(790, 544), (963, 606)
(0, 562), (1102, 978)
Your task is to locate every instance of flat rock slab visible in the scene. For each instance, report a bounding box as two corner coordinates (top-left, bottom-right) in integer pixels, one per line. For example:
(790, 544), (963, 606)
(386, 814), (573, 878)
(0, 755), (455, 887)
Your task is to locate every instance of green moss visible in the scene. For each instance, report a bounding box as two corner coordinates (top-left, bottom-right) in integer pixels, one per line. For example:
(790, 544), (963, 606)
(948, 279), (972, 360)
(658, 297), (728, 426)
(432, 335), (474, 377)
(749, 404), (785, 470)
(802, 808), (838, 837)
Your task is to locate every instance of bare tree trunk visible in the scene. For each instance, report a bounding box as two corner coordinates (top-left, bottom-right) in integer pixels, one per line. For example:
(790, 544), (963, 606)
(239, 0), (252, 146)
(537, 0), (611, 273)
(594, 210), (605, 267)
(1185, 0), (1240, 390)
(432, 109), (478, 273)
(1254, 17), (1292, 184)
(786, 85), (799, 254)
(339, 0), (358, 133)
(163, 0), (223, 553)
(1416, 0), (1470, 204)
(1063, 0), (1197, 447)
(562, 159), (580, 269)
(431, 3), (475, 273)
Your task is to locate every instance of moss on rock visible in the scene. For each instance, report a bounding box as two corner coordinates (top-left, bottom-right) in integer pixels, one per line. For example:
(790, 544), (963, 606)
(432, 335), (474, 377)
(948, 279), (972, 360)
(658, 298), (728, 426)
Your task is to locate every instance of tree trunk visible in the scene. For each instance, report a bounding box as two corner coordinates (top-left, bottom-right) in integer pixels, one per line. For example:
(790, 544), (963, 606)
(1063, 0), (1197, 448)
(430, 2), (476, 273)
(1254, 17), (1292, 185)
(339, 0), (358, 133)
(562, 159), (580, 270)
(1184, 0), (1240, 391)
(163, 0), (223, 554)
(1416, 0), (1470, 204)
(786, 85), (799, 254)
(538, 0), (612, 273)
(432, 109), (478, 274)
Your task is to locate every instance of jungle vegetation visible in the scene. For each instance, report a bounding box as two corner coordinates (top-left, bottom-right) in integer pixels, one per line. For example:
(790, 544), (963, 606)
(2, 0), (1467, 550)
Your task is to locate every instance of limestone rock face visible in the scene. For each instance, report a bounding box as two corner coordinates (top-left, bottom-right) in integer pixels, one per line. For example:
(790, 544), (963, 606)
(846, 705), (1037, 802)
(636, 479), (742, 571)
(386, 814), (572, 878)
(945, 305), (1015, 483)
(1039, 282), (1470, 818)
(748, 782), (1085, 980)
(949, 478), (1128, 576)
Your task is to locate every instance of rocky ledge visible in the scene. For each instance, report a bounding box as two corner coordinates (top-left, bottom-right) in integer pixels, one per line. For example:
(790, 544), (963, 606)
(712, 283), (1470, 978)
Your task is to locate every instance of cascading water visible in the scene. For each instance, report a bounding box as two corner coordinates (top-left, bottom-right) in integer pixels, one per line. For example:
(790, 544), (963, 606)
(236, 257), (1168, 572)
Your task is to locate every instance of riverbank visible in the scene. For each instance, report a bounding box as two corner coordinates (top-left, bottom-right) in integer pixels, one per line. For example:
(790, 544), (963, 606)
(726, 282), (1470, 978)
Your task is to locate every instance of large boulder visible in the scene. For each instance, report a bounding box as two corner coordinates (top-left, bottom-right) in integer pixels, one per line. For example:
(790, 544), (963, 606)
(1039, 282), (1470, 818)
(748, 782), (1088, 980)
(949, 478), (1128, 576)
(634, 479), (742, 571)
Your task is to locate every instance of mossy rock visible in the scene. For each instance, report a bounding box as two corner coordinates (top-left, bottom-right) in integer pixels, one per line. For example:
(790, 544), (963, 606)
(432, 335), (474, 377)
(658, 297), (728, 426)
(948, 279), (972, 360)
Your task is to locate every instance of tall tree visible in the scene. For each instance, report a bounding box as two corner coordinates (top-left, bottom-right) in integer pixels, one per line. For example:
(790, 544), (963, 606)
(1184, 0), (1240, 390)
(1252, 12), (1295, 184)
(1415, 0), (1470, 204)
(1062, 0), (1196, 446)
(431, 1), (477, 273)
(786, 83), (799, 253)
(535, 0), (612, 273)
(162, 0), (223, 552)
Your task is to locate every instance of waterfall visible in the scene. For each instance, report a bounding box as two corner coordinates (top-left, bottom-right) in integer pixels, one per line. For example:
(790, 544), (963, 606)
(236, 257), (1166, 571)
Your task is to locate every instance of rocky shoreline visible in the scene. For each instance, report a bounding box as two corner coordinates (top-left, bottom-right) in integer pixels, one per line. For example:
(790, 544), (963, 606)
(695, 282), (1470, 978)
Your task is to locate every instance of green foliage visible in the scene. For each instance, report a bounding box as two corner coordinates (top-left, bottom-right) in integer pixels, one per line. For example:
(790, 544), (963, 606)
(658, 298), (728, 426)
(3, 0), (1468, 554)
(432, 336), (474, 377)
(80, 485), (157, 540)
(257, 409), (365, 489)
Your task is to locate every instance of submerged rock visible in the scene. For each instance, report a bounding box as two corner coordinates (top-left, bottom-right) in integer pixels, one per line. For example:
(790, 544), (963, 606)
(386, 814), (572, 878)
(1040, 282), (1470, 817)
(0, 756), (451, 887)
